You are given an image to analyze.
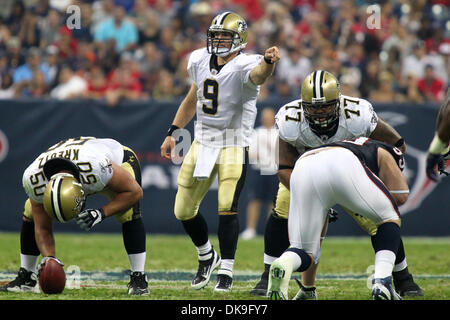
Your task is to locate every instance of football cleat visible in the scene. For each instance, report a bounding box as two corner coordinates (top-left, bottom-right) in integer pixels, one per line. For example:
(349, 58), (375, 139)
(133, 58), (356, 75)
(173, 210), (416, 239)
(292, 278), (317, 300)
(249, 264), (270, 296)
(267, 261), (289, 300)
(0, 268), (40, 293)
(214, 274), (233, 292)
(191, 249), (221, 290)
(393, 267), (424, 297)
(127, 271), (149, 296)
(372, 276), (402, 300)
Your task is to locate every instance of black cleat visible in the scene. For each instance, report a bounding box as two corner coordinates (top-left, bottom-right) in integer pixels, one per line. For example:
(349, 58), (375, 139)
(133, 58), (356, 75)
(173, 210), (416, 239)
(393, 267), (424, 297)
(127, 271), (149, 296)
(0, 268), (39, 293)
(214, 274), (233, 292)
(249, 264), (270, 296)
(191, 249), (221, 290)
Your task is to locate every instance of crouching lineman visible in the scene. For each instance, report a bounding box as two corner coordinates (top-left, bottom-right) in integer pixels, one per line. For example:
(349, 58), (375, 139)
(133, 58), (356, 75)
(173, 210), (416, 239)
(0, 137), (149, 295)
(268, 138), (408, 300)
(251, 70), (422, 298)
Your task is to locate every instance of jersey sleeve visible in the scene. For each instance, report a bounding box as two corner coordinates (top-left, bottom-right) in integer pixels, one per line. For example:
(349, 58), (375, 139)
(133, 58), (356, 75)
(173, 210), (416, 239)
(22, 164), (44, 203)
(344, 97), (378, 138)
(187, 48), (205, 84)
(359, 99), (378, 137)
(240, 54), (263, 88)
(275, 102), (301, 144)
(79, 145), (115, 194)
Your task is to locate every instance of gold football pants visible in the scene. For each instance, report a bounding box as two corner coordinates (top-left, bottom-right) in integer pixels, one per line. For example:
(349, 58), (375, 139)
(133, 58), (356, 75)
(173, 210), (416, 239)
(274, 182), (378, 236)
(24, 146), (142, 224)
(174, 140), (247, 221)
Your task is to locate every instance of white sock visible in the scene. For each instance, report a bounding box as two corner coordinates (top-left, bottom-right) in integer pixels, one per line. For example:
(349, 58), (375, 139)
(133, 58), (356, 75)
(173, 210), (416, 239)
(284, 251), (303, 271)
(21, 254), (39, 273)
(218, 259), (234, 277)
(374, 250), (396, 279)
(196, 241), (213, 261)
(393, 258), (407, 272)
(264, 253), (277, 265)
(128, 252), (146, 273)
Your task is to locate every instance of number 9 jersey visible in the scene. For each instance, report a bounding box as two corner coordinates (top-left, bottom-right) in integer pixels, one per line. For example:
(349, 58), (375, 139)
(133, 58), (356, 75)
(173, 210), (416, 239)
(275, 95), (379, 152)
(188, 48), (263, 147)
(22, 137), (124, 203)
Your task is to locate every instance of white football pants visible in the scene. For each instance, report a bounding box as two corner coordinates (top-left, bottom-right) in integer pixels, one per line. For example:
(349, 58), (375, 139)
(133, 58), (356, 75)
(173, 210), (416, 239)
(288, 147), (401, 262)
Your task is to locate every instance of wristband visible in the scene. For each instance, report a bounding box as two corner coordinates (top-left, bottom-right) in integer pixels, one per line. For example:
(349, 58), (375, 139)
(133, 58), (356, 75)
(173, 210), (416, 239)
(167, 124), (180, 137)
(99, 208), (106, 220)
(428, 133), (447, 155)
(394, 138), (405, 148)
(264, 56), (273, 64)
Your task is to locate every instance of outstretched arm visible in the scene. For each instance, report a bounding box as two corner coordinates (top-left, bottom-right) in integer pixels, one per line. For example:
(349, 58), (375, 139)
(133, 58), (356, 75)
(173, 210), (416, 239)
(249, 46), (280, 85)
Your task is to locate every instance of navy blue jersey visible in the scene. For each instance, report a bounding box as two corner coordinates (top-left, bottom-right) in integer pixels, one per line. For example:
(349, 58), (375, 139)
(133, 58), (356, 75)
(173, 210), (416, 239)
(318, 137), (405, 176)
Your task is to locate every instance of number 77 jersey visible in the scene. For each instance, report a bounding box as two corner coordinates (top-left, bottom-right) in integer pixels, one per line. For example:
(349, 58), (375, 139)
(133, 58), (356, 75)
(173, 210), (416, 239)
(188, 48), (263, 147)
(275, 95), (379, 152)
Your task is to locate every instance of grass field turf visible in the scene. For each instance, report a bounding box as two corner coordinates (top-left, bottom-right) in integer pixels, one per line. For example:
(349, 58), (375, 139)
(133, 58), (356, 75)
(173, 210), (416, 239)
(0, 232), (449, 300)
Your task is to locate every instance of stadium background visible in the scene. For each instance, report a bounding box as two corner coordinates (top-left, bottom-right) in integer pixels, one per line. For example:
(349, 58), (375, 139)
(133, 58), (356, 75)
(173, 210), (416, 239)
(0, 0), (449, 236)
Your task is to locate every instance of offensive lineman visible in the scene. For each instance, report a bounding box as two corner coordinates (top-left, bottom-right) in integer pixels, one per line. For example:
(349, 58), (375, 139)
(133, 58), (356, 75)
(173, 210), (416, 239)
(268, 138), (408, 300)
(160, 11), (280, 292)
(0, 137), (149, 295)
(250, 70), (423, 298)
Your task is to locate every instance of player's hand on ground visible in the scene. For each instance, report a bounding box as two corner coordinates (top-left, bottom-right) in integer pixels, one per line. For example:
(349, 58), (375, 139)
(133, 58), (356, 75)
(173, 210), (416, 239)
(328, 208), (338, 223)
(160, 136), (176, 160)
(38, 256), (64, 274)
(264, 46), (280, 64)
(76, 208), (105, 231)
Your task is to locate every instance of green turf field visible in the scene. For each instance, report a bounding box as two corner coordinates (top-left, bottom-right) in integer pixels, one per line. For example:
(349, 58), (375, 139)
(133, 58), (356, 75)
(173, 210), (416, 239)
(0, 232), (448, 300)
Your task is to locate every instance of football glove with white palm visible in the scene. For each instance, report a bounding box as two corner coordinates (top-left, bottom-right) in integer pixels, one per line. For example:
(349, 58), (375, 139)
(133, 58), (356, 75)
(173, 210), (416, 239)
(37, 256), (64, 276)
(76, 208), (106, 231)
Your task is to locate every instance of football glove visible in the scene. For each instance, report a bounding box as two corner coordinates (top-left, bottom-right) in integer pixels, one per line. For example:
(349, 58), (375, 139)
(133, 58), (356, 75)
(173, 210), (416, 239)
(38, 256), (64, 275)
(328, 208), (338, 223)
(76, 208), (106, 231)
(426, 153), (448, 182)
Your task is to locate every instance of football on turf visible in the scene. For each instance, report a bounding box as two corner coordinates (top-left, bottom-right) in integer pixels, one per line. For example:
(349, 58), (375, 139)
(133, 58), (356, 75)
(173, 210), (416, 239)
(38, 258), (66, 294)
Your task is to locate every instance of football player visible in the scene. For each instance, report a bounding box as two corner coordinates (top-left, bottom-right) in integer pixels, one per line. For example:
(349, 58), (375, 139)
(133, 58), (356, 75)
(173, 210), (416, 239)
(426, 88), (450, 181)
(251, 70), (423, 298)
(0, 137), (149, 295)
(160, 11), (280, 292)
(268, 138), (408, 300)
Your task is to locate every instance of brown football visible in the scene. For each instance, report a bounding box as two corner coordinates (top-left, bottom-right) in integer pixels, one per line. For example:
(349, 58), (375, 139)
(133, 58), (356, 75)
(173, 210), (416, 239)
(38, 258), (66, 294)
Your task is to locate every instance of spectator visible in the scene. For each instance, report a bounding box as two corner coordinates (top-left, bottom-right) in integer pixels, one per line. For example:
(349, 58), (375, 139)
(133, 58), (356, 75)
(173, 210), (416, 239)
(86, 66), (108, 100)
(369, 71), (405, 103)
(275, 46), (312, 97)
(105, 66), (142, 107)
(5, 36), (25, 70)
(6, 0), (26, 37)
(54, 26), (78, 63)
(15, 70), (48, 98)
(417, 64), (445, 102)
(13, 47), (51, 85)
(0, 73), (15, 99)
(18, 8), (40, 48)
(38, 9), (61, 50)
(50, 65), (87, 100)
(94, 4), (139, 53)
(152, 69), (179, 100)
(41, 44), (60, 88)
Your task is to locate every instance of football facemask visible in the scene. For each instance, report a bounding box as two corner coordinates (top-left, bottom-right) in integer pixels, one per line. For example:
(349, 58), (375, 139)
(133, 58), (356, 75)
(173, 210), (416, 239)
(207, 11), (248, 57)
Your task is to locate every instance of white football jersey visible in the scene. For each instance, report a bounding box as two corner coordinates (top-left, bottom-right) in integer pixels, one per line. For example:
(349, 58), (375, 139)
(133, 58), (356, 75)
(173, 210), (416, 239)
(188, 48), (263, 147)
(275, 95), (378, 153)
(23, 137), (124, 203)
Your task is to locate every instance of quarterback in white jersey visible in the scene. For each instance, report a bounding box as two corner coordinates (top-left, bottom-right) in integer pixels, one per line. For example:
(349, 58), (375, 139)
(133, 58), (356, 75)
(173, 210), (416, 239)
(250, 70), (423, 299)
(160, 11), (280, 292)
(1, 137), (149, 296)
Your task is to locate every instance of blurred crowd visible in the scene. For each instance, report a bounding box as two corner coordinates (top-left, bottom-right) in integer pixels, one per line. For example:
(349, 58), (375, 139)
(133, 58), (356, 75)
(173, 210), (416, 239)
(0, 0), (448, 106)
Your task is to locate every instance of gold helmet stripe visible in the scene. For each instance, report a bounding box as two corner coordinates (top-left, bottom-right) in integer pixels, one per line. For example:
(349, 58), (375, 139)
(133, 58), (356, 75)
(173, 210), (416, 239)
(51, 175), (65, 222)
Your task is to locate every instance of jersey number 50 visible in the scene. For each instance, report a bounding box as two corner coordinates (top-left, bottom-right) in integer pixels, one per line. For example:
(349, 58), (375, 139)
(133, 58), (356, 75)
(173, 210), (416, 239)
(202, 79), (219, 115)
